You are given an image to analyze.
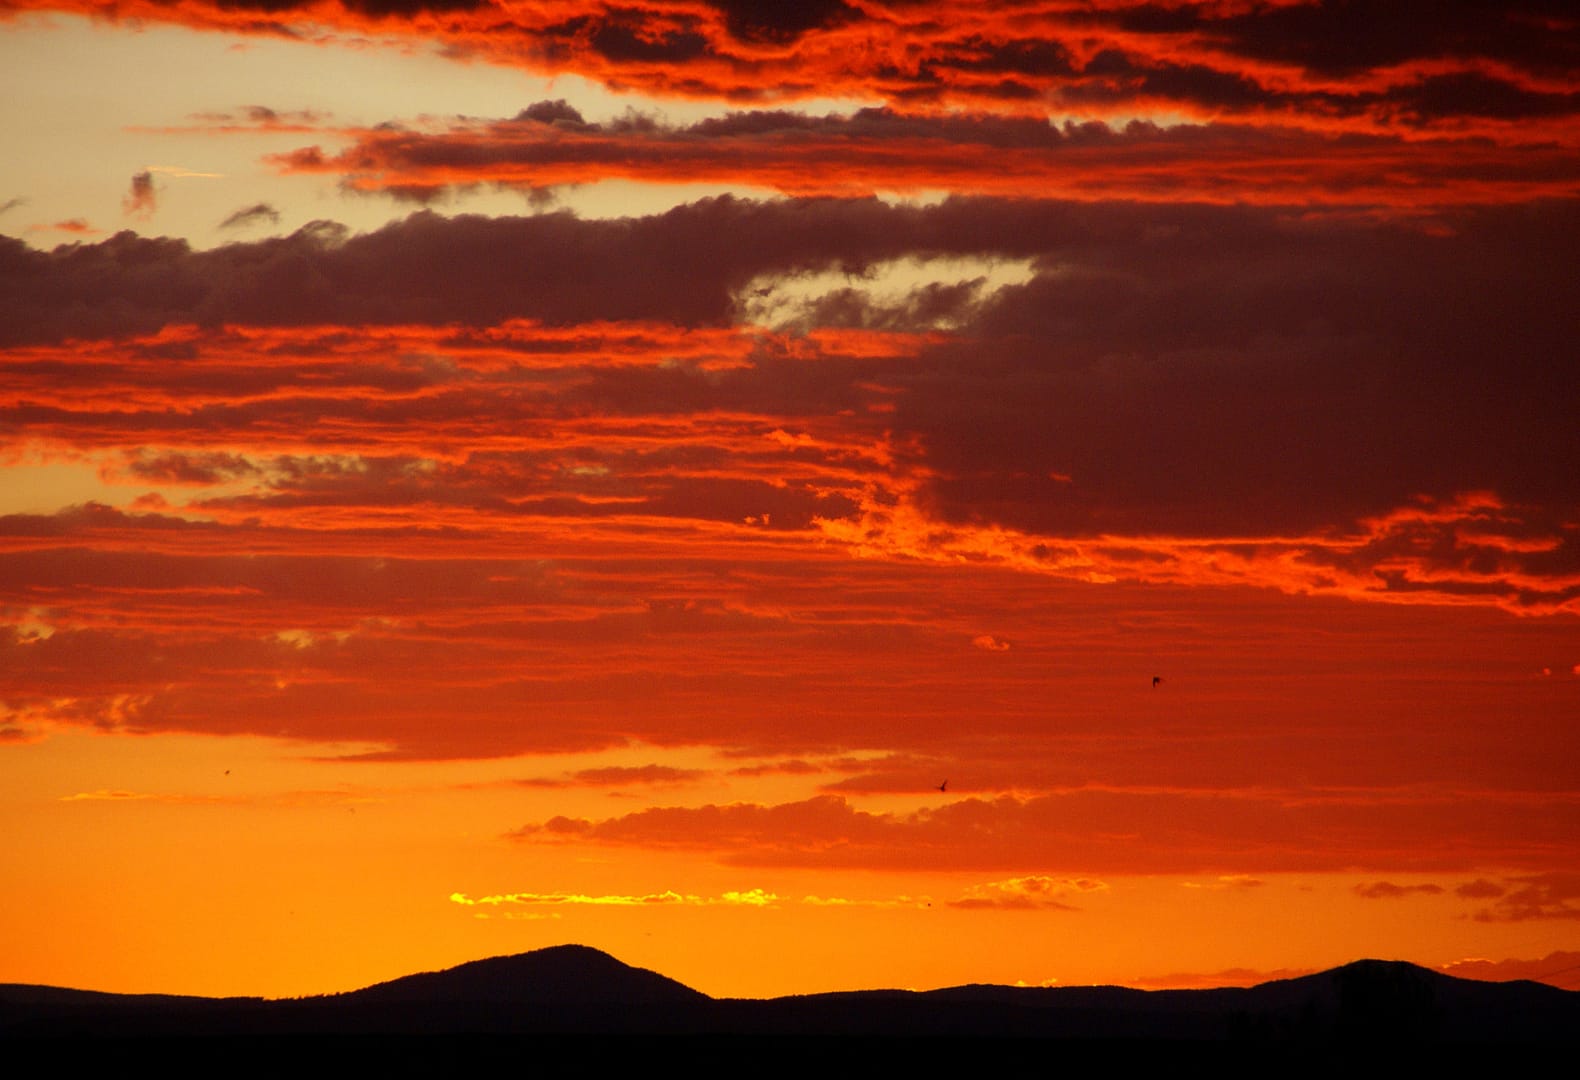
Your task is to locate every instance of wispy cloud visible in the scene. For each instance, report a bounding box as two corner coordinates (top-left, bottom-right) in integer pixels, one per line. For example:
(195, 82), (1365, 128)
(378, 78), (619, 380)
(1183, 875), (1265, 891)
(1353, 881), (1445, 900)
(949, 875), (1107, 910)
(26, 218), (99, 235)
(515, 764), (708, 788)
(449, 888), (778, 909)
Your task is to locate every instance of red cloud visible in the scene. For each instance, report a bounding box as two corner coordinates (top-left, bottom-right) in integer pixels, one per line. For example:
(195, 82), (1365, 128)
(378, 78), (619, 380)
(1440, 951), (1580, 991)
(15, 2), (1580, 138)
(269, 106), (1580, 209)
(1132, 966), (1320, 990)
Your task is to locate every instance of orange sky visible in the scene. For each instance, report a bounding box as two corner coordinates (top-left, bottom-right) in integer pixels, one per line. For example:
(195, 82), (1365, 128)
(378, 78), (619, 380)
(2, 2), (1578, 1000)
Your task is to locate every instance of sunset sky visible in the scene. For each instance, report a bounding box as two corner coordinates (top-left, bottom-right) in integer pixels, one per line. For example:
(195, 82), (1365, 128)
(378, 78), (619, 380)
(2, 2), (1578, 1001)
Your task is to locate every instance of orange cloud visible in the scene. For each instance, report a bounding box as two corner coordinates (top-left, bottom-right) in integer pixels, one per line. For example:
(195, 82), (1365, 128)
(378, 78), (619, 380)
(26, 219), (100, 235)
(820, 485), (1580, 616)
(510, 789), (1580, 875)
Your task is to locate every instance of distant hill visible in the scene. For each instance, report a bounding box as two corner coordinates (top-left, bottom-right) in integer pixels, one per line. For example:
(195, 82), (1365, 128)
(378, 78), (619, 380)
(4, 947), (1576, 1049)
(336, 943), (707, 1006)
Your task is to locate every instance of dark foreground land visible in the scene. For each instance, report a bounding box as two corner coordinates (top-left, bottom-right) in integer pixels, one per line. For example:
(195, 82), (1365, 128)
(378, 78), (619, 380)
(4, 946), (1575, 1070)
(24, 1032), (1568, 1075)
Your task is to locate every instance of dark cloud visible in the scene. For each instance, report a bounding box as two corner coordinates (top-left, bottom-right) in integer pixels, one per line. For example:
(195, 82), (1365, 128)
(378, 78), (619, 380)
(709, 0), (856, 44)
(1385, 71), (1580, 122)
(513, 99), (588, 127)
(588, 20), (709, 64)
(944, 36), (1078, 78)
(1064, 52), (1272, 113)
(219, 203), (282, 230)
(0, 197), (1028, 344)
(123, 451), (262, 485)
(1161, 1), (1580, 79)
(889, 202), (1580, 541)
(1470, 871), (1580, 921)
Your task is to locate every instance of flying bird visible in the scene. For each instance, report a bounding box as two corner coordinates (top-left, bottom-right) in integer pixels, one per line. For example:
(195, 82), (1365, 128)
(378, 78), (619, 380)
(937, 780), (948, 792)
(1152, 676), (1162, 688)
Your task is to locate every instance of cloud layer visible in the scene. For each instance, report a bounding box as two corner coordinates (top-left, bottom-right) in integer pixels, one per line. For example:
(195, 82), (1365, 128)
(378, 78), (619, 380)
(18, 2), (1580, 138)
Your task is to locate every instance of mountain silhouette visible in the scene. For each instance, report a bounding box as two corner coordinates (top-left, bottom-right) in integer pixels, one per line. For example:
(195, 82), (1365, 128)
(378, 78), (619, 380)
(4, 946), (1576, 1057)
(337, 944), (707, 1005)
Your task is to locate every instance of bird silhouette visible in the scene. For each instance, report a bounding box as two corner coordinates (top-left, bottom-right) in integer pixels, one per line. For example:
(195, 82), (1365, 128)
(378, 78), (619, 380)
(1152, 676), (1162, 688)
(937, 779), (948, 793)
